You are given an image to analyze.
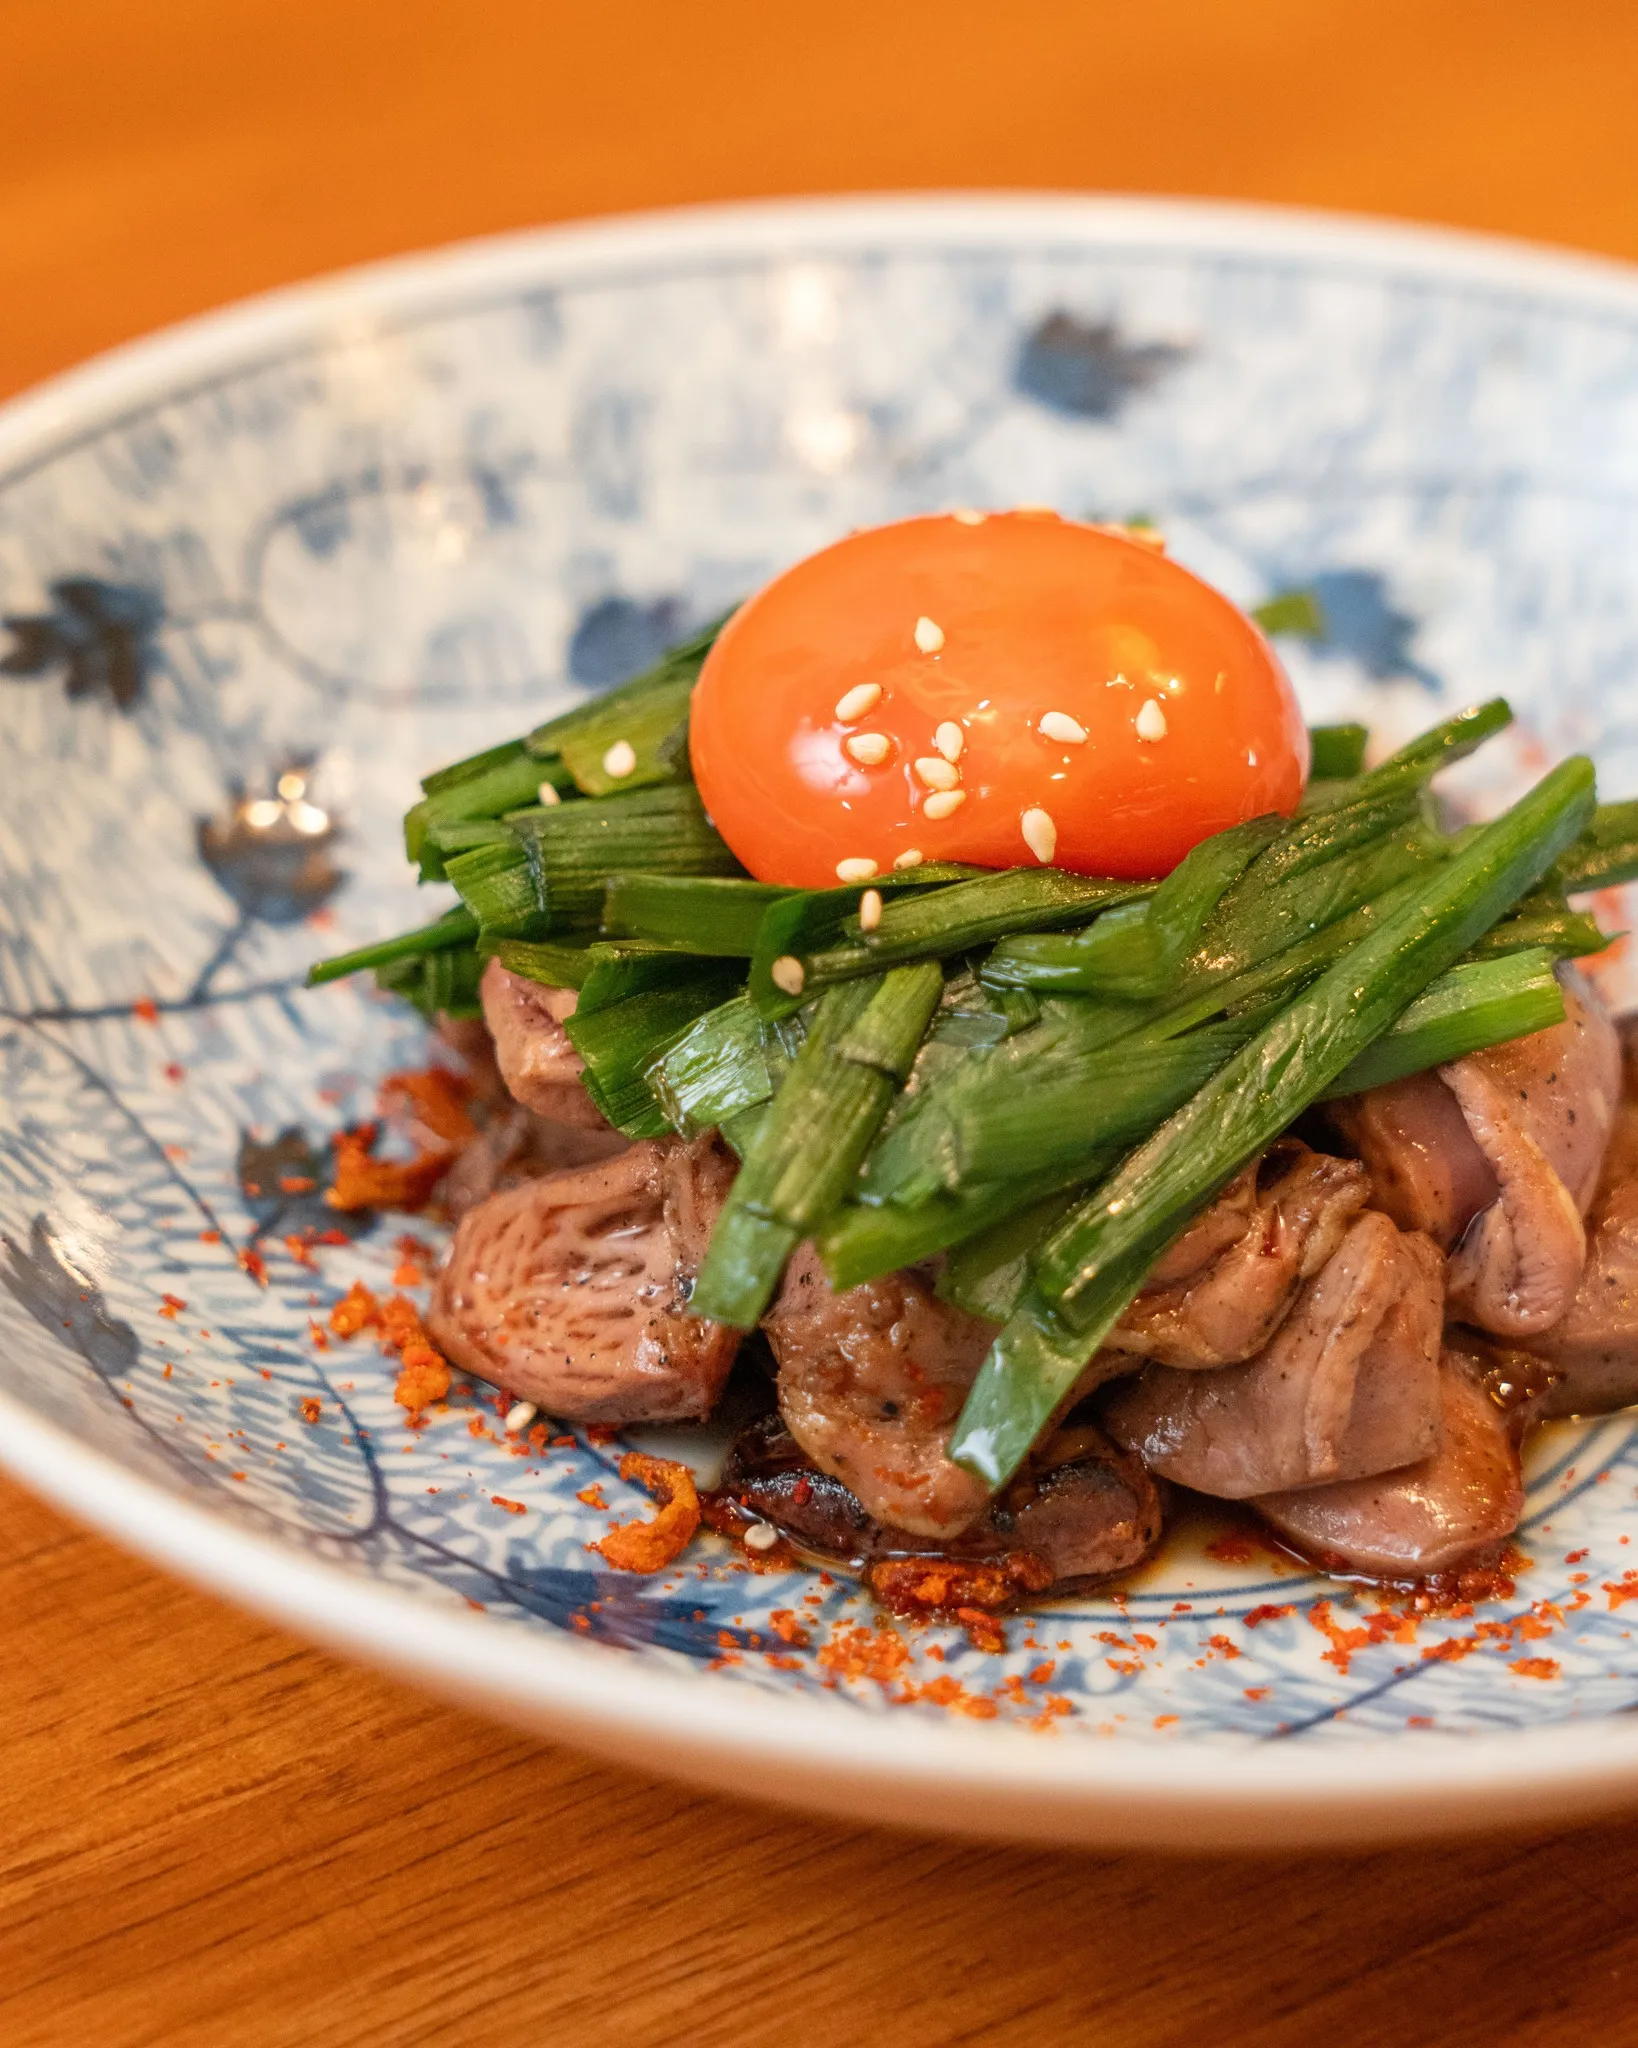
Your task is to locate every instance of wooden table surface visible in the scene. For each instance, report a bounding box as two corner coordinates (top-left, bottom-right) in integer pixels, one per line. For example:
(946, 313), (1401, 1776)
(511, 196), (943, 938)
(8, 5), (1638, 2041)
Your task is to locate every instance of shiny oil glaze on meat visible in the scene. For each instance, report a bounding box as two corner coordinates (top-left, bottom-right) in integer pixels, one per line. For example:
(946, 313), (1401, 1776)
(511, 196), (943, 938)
(426, 964), (1638, 1598)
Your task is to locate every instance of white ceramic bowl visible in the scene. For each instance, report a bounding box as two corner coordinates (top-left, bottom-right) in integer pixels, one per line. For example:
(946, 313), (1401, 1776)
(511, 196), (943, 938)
(6, 196), (1638, 1850)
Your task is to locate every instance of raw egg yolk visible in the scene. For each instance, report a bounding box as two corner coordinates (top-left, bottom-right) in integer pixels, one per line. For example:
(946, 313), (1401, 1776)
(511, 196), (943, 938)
(687, 511), (1308, 886)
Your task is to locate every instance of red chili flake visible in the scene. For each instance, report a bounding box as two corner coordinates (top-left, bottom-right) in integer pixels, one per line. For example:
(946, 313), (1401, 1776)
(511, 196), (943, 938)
(299, 1397), (323, 1425)
(768, 1609), (812, 1649)
(1604, 1571), (1638, 1610)
(1204, 1531), (1257, 1564)
(491, 1495), (527, 1516)
(238, 1247), (268, 1287)
(229, 1471), (247, 1482)
(328, 1280), (380, 1338)
(392, 1259), (425, 1288)
(1205, 1634), (1241, 1661)
(1028, 1661), (1057, 1685)
(1566, 1549), (1589, 1564)
(279, 1174), (316, 1195)
(132, 997), (159, 1025)
(1243, 1686), (1271, 1702)
(1153, 1714), (1179, 1730)
(1243, 1603), (1295, 1629)
(157, 1294), (185, 1320)
(198, 1229), (221, 1245)
(1512, 1657), (1561, 1681)
(163, 1062), (185, 1083)
(577, 1484), (608, 1510)
(164, 1144), (188, 1162)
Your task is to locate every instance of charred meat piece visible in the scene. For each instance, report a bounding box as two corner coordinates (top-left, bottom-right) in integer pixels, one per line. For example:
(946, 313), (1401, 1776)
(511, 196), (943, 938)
(1330, 965), (1621, 1338)
(1104, 1141), (1370, 1370)
(1253, 1343), (1525, 1579)
(763, 1244), (999, 1539)
(1103, 1212), (1443, 1497)
(479, 957), (611, 1131)
(717, 1411), (1162, 1597)
(427, 1135), (741, 1422)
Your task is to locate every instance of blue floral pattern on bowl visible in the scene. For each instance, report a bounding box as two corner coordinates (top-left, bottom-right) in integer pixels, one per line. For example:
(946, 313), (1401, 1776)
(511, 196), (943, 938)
(5, 199), (1638, 1779)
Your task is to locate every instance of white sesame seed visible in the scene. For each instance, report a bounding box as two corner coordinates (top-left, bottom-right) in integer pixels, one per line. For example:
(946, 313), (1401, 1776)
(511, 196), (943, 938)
(914, 616), (945, 654)
(1136, 699), (1168, 742)
(1021, 807), (1058, 864)
(934, 721), (965, 762)
(893, 848), (924, 870)
(951, 508), (987, 525)
(505, 1400), (538, 1434)
(770, 955), (806, 996)
(922, 789), (966, 821)
(914, 756), (960, 791)
(844, 732), (891, 767)
(836, 856), (878, 883)
(835, 681), (883, 723)
(602, 739), (637, 779)
(1038, 711), (1088, 745)
(858, 888), (883, 932)
(537, 780), (562, 806)
(743, 1520), (780, 1552)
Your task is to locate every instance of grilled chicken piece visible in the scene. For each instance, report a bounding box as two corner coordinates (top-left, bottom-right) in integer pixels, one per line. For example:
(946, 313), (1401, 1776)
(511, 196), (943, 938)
(1104, 1142), (1371, 1370)
(1326, 1068), (1499, 1249)
(762, 1243), (999, 1539)
(479, 957), (612, 1131)
(435, 1101), (626, 1220)
(427, 1136), (740, 1421)
(1330, 965), (1621, 1339)
(1253, 1343), (1524, 1578)
(1103, 1212), (1443, 1497)
(719, 1411), (1162, 1591)
(1520, 1077), (1638, 1416)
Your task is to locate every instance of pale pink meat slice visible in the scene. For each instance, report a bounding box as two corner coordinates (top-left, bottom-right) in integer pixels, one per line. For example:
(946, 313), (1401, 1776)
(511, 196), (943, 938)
(1522, 1087), (1638, 1416)
(1104, 1142), (1371, 1370)
(763, 1242), (999, 1539)
(478, 957), (611, 1131)
(1331, 966), (1621, 1339)
(1253, 1345), (1524, 1578)
(1103, 1213), (1443, 1497)
(1441, 965), (1621, 1336)
(426, 1136), (740, 1422)
(1326, 1068), (1499, 1248)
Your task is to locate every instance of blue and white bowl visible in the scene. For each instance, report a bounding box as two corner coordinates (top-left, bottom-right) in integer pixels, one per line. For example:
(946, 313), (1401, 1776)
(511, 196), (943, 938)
(6, 196), (1638, 1850)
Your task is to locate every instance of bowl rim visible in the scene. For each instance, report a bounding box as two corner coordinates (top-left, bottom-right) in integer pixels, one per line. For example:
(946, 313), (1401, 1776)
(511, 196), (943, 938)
(7, 190), (1638, 1848)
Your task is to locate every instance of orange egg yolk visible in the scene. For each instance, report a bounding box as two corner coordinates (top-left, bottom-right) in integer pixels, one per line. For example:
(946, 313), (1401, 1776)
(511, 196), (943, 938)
(687, 511), (1309, 887)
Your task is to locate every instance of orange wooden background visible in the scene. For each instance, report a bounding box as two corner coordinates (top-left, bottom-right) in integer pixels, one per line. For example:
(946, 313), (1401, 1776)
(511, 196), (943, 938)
(9, 5), (1638, 2043)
